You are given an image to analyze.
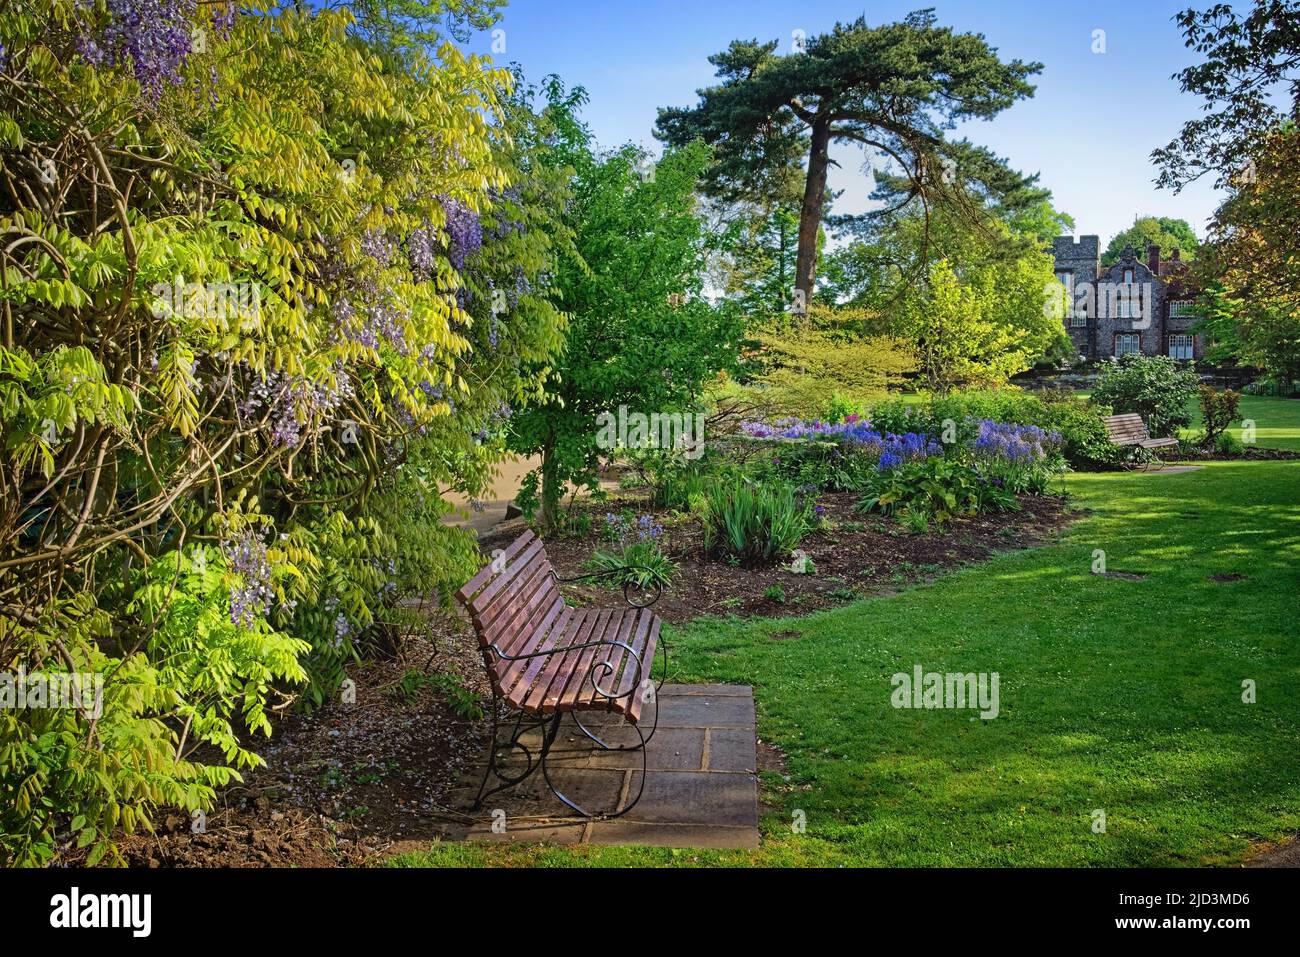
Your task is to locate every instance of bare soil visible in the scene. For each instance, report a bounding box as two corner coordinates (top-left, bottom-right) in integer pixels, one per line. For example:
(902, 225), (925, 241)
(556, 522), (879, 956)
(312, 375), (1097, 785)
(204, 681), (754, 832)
(481, 490), (1078, 625)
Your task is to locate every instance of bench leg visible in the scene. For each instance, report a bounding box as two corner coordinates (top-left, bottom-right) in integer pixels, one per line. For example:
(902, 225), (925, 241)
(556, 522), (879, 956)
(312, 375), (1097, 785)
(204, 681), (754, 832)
(541, 711), (649, 819)
(469, 690), (551, 811)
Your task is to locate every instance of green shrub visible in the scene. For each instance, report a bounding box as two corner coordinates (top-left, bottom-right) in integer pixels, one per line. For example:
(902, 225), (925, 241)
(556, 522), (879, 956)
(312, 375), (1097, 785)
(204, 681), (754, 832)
(930, 388), (1050, 428)
(625, 449), (726, 512)
(1197, 385), (1241, 449)
(1214, 432), (1245, 456)
(1037, 400), (1121, 469)
(752, 439), (879, 492)
(1092, 355), (1199, 437)
(700, 478), (814, 565)
(868, 399), (937, 436)
(824, 392), (869, 424)
(855, 458), (1018, 523)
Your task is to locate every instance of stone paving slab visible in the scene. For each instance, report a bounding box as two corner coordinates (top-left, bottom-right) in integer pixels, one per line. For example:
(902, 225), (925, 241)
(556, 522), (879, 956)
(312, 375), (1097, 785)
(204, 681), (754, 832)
(445, 684), (759, 850)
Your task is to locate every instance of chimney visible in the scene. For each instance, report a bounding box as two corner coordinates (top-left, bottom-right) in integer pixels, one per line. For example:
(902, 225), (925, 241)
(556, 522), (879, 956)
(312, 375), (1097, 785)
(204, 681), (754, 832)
(1171, 248), (1181, 262)
(1147, 244), (1160, 274)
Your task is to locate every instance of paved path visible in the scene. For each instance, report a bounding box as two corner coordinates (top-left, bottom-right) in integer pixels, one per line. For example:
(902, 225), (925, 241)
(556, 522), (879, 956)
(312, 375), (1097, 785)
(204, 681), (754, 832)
(443, 455), (540, 536)
(442, 455), (622, 536)
(446, 684), (760, 850)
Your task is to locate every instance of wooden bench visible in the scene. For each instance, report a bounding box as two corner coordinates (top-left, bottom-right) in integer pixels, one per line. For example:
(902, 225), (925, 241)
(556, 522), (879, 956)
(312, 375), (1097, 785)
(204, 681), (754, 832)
(1103, 413), (1180, 469)
(455, 528), (667, 817)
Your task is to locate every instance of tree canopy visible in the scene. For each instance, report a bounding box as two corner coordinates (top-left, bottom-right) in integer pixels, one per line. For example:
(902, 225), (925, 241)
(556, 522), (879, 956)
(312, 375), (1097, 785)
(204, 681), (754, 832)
(1101, 216), (1201, 265)
(506, 92), (744, 526)
(655, 9), (1044, 304)
(1154, 0), (1300, 191)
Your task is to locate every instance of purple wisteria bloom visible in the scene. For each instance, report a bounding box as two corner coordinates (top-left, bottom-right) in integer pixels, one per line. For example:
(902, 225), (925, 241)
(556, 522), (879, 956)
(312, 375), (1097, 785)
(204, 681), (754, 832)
(222, 526), (272, 628)
(361, 230), (395, 267)
(76, 0), (197, 102)
(439, 196), (483, 271)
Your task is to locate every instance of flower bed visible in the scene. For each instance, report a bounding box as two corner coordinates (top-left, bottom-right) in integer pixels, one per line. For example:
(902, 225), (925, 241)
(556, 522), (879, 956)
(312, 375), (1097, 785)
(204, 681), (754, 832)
(740, 414), (1061, 471)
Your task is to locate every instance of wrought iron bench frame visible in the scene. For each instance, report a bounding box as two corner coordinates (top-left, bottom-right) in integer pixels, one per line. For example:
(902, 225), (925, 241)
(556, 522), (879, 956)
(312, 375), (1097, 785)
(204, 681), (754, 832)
(458, 541), (668, 820)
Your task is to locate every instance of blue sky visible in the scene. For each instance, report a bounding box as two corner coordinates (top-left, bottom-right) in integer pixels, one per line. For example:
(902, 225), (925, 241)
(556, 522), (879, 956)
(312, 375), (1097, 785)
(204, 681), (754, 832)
(457, 0), (1222, 247)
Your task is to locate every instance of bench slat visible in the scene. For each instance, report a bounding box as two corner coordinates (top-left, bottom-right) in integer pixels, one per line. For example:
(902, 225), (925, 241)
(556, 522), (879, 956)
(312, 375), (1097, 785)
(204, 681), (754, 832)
(491, 596), (565, 698)
(477, 552), (553, 634)
(539, 609), (614, 714)
(591, 610), (639, 711)
(626, 616), (661, 725)
(466, 539), (546, 618)
(479, 560), (558, 650)
(499, 605), (574, 707)
(614, 611), (654, 718)
(520, 609), (600, 712)
(456, 529), (535, 602)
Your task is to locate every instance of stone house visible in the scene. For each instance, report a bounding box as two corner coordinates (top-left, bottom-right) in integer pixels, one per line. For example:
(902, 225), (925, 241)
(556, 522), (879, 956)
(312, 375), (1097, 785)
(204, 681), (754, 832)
(1051, 235), (1200, 362)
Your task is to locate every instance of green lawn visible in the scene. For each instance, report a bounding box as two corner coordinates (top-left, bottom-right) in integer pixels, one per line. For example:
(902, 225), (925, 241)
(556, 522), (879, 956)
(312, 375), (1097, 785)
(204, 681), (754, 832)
(1183, 394), (1300, 450)
(394, 460), (1300, 867)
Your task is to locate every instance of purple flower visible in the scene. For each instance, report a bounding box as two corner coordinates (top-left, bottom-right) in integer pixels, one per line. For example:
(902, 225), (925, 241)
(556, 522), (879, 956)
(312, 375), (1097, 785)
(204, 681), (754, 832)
(222, 526), (272, 628)
(742, 416), (942, 471)
(408, 225), (436, 277)
(77, 0), (198, 102)
(970, 420), (1061, 464)
(439, 195), (482, 271)
(361, 230), (395, 267)
(635, 514), (663, 541)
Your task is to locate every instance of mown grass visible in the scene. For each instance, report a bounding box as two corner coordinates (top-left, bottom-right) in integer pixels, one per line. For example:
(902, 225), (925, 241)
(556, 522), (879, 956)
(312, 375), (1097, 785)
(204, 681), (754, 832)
(393, 460), (1300, 867)
(1182, 394), (1300, 450)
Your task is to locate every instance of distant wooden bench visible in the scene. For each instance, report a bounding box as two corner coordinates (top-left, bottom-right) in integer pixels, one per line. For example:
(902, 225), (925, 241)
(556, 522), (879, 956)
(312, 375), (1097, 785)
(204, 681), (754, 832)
(1103, 413), (1180, 469)
(455, 528), (666, 817)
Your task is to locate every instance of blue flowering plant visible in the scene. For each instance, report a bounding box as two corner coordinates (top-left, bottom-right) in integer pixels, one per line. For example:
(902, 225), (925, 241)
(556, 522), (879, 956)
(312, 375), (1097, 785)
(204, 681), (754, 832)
(586, 512), (676, 590)
(741, 414), (944, 490)
(967, 420), (1065, 495)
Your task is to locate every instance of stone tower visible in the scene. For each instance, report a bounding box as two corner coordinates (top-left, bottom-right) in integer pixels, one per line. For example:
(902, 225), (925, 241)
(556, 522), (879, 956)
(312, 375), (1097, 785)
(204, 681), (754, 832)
(1051, 236), (1100, 359)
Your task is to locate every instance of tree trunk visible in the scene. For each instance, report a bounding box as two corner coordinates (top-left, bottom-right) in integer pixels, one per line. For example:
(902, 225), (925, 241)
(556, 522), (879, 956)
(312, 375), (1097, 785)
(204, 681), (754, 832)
(539, 436), (561, 531)
(794, 115), (832, 312)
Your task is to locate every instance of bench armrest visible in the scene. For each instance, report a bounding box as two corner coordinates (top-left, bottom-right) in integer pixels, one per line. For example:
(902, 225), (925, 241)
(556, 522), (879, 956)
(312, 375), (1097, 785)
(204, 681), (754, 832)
(553, 568), (664, 609)
(486, 637), (646, 703)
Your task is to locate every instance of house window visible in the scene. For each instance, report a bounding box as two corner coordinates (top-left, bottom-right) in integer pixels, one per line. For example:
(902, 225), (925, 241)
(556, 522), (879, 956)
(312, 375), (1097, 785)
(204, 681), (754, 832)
(1169, 334), (1194, 360)
(1169, 300), (1196, 318)
(1115, 334), (1141, 357)
(1070, 312), (1087, 328)
(1123, 268), (1135, 285)
(1117, 284), (1139, 319)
